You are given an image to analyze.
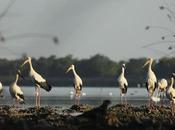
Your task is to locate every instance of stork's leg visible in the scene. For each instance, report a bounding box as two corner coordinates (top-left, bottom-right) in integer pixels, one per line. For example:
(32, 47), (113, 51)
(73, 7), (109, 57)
(124, 95), (127, 105)
(162, 92), (165, 105)
(120, 92), (122, 104)
(75, 98), (77, 105)
(173, 102), (174, 116)
(16, 100), (19, 109)
(74, 96), (76, 105)
(171, 101), (174, 116)
(38, 87), (41, 108)
(147, 93), (151, 107)
(159, 92), (163, 106)
(74, 91), (77, 105)
(12, 98), (16, 107)
(35, 87), (39, 108)
(77, 96), (80, 105)
(0, 91), (3, 98)
(148, 93), (153, 107)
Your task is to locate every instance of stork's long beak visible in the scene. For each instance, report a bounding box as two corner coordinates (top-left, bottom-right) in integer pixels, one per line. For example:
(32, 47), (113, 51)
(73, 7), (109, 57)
(17, 69), (25, 80)
(20, 59), (29, 68)
(142, 60), (150, 68)
(66, 67), (71, 73)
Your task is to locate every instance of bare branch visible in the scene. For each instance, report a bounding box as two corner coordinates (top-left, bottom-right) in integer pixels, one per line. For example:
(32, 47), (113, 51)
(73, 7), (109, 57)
(0, 0), (16, 22)
(143, 40), (175, 48)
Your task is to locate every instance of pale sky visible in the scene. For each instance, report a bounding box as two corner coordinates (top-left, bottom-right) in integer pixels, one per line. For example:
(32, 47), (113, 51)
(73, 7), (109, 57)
(0, 0), (174, 61)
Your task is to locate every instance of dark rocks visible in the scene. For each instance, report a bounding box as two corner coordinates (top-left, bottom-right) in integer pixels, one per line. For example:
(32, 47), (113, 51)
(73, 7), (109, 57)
(0, 103), (175, 130)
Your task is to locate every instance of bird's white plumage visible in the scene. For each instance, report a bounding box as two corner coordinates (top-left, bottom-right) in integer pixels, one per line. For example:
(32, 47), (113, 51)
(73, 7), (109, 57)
(151, 96), (160, 103)
(21, 57), (46, 84)
(66, 64), (82, 105)
(9, 74), (24, 102)
(66, 64), (83, 90)
(118, 64), (128, 92)
(118, 63), (128, 104)
(74, 74), (82, 90)
(166, 77), (175, 103)
(0, 82), (3, 95)
(23, 57), (46, 83)
(20, 56), (51, 108)
(30, 68), (46, 83)
(158, 78), (168, 92)
(166, 75), (175, 115)
(144, 58), (157, 96)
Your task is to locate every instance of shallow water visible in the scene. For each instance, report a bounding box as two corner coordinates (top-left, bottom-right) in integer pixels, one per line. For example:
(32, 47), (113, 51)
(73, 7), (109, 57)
(0, 86), (166, 107)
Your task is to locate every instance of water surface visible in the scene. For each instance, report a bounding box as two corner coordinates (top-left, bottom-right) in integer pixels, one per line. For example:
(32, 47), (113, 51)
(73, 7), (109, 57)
(0, 86), (160, 107)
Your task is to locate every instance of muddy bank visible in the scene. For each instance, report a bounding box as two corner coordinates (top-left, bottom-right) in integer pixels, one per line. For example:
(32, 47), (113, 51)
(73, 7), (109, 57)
(0, 102), (175, 130)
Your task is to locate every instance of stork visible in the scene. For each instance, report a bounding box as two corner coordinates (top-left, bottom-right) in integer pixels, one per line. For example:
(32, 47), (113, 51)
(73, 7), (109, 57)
(117, 64), (128, 104)
(143, 58), (157, 106)
(0, 82), (3, 97)
(20, 57), (52, 109)
(66, 64), (82, 105)
(157, 78), (168, 104)
(9, 72), (25, 106)
(166, 73), (175, 115)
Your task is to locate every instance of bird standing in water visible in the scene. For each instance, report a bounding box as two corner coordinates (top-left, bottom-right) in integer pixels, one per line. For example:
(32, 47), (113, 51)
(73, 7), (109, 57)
(166, 73), (175, 115)
(118, 64), (128, 104)
(143, 58), (157, 106)
(0, 82), (3, 97)
(9, 72), (25, 106)
(20, 57), (52, 109)
(157, 78), (168, 104)
(66, 64), (82, 105)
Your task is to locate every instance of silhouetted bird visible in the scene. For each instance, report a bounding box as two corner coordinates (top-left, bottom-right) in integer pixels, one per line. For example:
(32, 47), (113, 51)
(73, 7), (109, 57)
(77, 100), (111, 121)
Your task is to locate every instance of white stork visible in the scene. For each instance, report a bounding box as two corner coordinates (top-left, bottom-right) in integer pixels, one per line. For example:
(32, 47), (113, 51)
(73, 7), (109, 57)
(66, 64), (82, 105)
(20, 57), (52, 109)
(143, 58), (157, 106)
(157, 78), (168, 104)
(117, 64), (128, 104)
(9, 73), (25, 105)
(166, 73), (175, 115)
(0, 82), (3, 97)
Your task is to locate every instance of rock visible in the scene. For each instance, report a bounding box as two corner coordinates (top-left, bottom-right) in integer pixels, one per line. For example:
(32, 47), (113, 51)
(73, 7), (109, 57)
(0, 103), (174, 130)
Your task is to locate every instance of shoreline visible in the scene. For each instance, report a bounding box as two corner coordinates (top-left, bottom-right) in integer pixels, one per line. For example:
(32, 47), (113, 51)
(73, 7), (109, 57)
(0, 102), (175, 130)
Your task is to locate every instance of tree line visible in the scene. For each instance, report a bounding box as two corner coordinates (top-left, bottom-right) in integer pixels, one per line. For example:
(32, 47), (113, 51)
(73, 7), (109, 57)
(0, 54), (175, 87)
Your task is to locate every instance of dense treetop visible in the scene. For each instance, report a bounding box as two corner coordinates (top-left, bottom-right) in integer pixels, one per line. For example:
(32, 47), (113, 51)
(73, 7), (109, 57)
(0, 54), (174, 86)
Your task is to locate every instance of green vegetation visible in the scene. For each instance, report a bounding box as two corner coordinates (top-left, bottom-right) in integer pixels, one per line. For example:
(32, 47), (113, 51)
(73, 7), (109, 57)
(0, 54), (174, 87)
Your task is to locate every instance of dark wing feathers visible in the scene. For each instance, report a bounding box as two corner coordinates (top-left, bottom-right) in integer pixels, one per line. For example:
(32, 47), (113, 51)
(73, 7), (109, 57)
(145, 82), (148, 91)
(154, 82), (158, 92)
(35, 80), (52, 92)
(80, 84), (82, 91)
(73, 83), (82, 91)
(17, 93), (25, 104)
(121, 86), (127, 94)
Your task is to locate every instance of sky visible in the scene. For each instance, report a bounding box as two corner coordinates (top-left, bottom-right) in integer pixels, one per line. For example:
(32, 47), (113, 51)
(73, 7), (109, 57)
(0, 0), (174, 61)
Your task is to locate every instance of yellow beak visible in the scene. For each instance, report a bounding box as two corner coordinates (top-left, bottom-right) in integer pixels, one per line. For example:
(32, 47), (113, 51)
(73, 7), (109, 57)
(142, 60), (150, 68)
(66, 67), (71, 73)
(20, 59), (29, 68)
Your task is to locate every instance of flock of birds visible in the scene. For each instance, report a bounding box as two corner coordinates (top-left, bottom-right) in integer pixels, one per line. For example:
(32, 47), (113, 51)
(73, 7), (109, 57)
(0, 56), (83, 109)
(0, 57), (174, 114)
(118, 58), (175, 115)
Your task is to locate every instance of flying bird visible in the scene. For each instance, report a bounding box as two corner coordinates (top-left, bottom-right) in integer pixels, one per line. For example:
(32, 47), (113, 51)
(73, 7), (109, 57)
(20, 57), (52, 109)
(143, 58), (157, 106)
(66, 64), (82, 105)
(9, 72), (25, 105)
(118, 64), (128, 104)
